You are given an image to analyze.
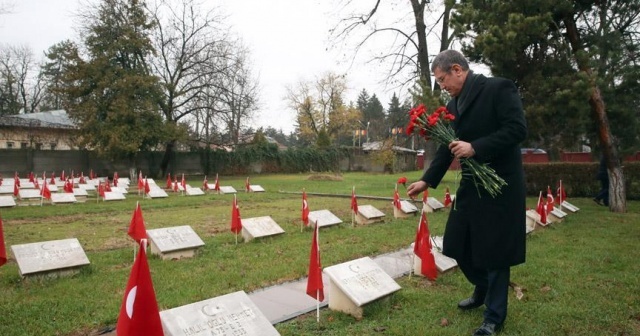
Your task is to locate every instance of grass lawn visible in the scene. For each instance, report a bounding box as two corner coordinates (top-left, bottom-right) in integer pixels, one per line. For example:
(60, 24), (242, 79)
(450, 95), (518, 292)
(0, 172), (639, 335)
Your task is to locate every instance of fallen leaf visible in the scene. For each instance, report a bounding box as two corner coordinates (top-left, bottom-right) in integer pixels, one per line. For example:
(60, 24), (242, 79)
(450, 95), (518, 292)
(440, 318), (450, 327)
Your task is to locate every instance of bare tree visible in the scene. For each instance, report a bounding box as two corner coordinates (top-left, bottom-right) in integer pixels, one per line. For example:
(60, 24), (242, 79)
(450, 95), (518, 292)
(147, 0), (237, 176)
(0, 44), (43, 115)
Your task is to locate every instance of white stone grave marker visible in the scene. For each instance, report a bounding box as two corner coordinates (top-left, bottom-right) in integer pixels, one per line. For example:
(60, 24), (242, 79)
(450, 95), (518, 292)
(159, 290), (280, 336)
(241, 216), (285, 242)
(18, 189), (42, 199)
(51, 193), (77, 204)
(219, 186), (237, 194)
(561, 200), (580, 213)
(249, 185), (265, 192)
(323, 256), (401, 319)
(548, 207), (568, 223)
(0, 195), (16, 207)
(423, 197), (445, 213)
(11, 238), (90, 278)
(78, 183), (96, 191)
(525, 209), (548, 229)
(20, 182), (36, 189)
(308, 209), (342, 228)
(186, 187), (205, 196)
(412, 236), (458, 275)
(148, 188), (169, 198)
(147, 225), (205, 260)
(0, 185), (14, 194)
(103, 191), (126, 201)
(355, 204), (385, 225)
(394, 200), (419, 218)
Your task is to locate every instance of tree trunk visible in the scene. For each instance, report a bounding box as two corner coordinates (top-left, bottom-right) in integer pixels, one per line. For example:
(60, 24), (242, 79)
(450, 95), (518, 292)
(563, 14), (625, 212)
(410, 0), (431, 88)
(160, 139), (176, 180)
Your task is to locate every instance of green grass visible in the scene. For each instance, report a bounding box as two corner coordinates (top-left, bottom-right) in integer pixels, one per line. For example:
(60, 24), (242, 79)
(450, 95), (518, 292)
(0, 172), (639, 335)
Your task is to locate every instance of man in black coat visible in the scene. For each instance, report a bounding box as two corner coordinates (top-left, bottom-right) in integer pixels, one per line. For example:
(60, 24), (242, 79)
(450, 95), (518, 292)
(407, 50), (527, 336)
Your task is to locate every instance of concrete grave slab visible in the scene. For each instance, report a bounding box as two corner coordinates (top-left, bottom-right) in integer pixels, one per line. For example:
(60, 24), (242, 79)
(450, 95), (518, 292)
(412, 236), (457, 275)
(50, 193), (77, 204)
(323, 256), (401, 319)
(219, 186), (237, 194)
(355, 204), (385, 225)
(561, 201), (580, 213)
(18, 189), (42, 199)
(308, 209), (342, 228)
(186, 187), (205, 196)
(526, 209), (549, 229)
(111, 186), (128, 194)
(78, 183), (96, 191)
(241, 216), (285, 242)
(147, 225), (205, 260)
(0, 195), (16, 207)
(20, 182), (36, 189)
(159, 290), (280, 336)
(103, 191), (126, 201)
(394, 200), (419, 218)
(249, 185), (265, 192)
(423, 197), (445, 213)
(0, 186), (14, 194)
(548, 207), (568, 223)
(148, 188), (169, 198)
(11, 238), (90, 278)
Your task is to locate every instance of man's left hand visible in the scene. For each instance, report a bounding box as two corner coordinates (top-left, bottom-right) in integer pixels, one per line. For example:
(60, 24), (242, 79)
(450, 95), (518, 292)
(449, 140), (475, 159)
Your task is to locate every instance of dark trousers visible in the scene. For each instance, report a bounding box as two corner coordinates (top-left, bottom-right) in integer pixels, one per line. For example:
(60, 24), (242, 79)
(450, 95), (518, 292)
(458, 246), (511, 325)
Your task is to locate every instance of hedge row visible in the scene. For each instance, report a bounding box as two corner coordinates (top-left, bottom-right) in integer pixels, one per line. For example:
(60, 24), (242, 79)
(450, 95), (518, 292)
(523, 162), (640, 200)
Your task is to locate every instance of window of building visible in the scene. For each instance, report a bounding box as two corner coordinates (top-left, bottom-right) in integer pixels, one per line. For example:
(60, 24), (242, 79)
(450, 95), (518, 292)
(35, 143), (43, 150)
(50, 143), (57, 150)
(6, 142), (14, 149)
(21, 142), (28, 149)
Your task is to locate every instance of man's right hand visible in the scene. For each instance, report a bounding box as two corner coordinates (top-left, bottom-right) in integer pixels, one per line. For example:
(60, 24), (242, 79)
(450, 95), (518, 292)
(406, 180), (428, 199)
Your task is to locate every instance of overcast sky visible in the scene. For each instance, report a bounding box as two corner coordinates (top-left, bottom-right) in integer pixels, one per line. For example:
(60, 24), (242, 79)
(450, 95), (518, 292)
(0, 0), (432, 134)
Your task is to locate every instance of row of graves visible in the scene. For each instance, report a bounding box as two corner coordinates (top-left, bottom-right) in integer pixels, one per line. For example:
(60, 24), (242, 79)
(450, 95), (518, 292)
(0, 171), (267, 208)
(0, 178), (580, 335)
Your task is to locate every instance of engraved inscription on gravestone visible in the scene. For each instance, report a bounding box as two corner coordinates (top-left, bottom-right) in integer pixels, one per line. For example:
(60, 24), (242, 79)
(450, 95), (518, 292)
(324, 256), (401, 306)
(241, 216), (285, 242)
(308, 209), (342, 228)
(146, 225), (204, 259)
(159, 290), (280, 336)
(11, 238), (90, 277)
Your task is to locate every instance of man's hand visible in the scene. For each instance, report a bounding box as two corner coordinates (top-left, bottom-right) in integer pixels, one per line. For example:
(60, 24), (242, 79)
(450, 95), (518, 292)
(406, 180), (428, 199)
(449, 140), (475, 159)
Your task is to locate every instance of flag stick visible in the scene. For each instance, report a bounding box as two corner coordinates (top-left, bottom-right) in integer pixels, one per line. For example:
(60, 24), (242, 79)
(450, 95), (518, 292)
(235, 232), (238, 245)
(316, 221), (321, 323)
(316, 289), (320, 323)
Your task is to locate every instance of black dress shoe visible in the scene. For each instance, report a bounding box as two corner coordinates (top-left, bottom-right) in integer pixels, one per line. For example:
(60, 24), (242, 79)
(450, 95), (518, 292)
(457, 296), (484, 310)
(472, 322), (503, 335)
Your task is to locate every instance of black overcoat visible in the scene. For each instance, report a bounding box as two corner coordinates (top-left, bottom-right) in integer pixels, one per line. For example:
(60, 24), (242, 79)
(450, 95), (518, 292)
(421, 74), (527, 269)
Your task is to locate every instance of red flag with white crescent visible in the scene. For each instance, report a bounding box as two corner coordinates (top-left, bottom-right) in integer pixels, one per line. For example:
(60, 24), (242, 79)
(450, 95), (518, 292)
(393, 185), (402, 210)
(546, 186), (554, 214)
(116, 239), (164, 336)
(214, 173), (220, 191)
(536, 192), (547, 225)
(144, 178), (150, 195)
(444, 187), (452, 207)
(166, 173), (172, 189)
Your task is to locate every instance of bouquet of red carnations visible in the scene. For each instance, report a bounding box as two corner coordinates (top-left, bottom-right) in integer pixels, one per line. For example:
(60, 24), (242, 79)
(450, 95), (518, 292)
(406, 104), (506, 198)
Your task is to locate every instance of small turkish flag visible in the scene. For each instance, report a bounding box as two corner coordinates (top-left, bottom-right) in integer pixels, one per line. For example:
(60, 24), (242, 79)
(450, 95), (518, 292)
(536, 192), (547, 225)
(444, 187), (452, 207)
(350, 186), (358, 214)
(116, 239), (164, 336)
(213, 174), (220, 191)
(302, 190), (310, 226)
(144, 178), (151, 195)
(230, 195), (242, 234)
(393, 185), (402, 210)
(306, 223), (324, 301)
(128, 202), (147, 242)
(414, 210), (437, 280)
(166, 173), (172, 189)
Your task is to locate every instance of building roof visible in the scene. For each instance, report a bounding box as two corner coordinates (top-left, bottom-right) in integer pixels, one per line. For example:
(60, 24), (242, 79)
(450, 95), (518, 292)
(0, 110), (76, 129)
(362, 141), (417, 153)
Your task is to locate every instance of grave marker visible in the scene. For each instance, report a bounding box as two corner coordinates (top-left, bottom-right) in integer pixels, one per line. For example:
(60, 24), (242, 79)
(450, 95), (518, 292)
(248, 185), (265, 192)
(78, 184), (96, 191)
(241, 216), (285, 242)
(308, 209), (342, 228)
(323, 256), (401, 319)
(412, 236), (458, 274)
(20, 182), (36, 189)
(103, 191), (126, 201)
(548, 207), (568, 223)
(50, 193), (77, 204)
(148, 188), (169, 198)
(186, 187), (205, 196)
(561, 200), (580, 213)
(393, 200), (419, 218)
(146, 225), (205, 260)
(219, 186), (237, 194)
(355, 205), (385, 225)
(526, 209), (548, 229)
(0, 186), (14, 194)
(423, 197), (445, 213)
(0, 195), (16, 207)
(159, 290), (280, 336)
(11, 238), (90, 278)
